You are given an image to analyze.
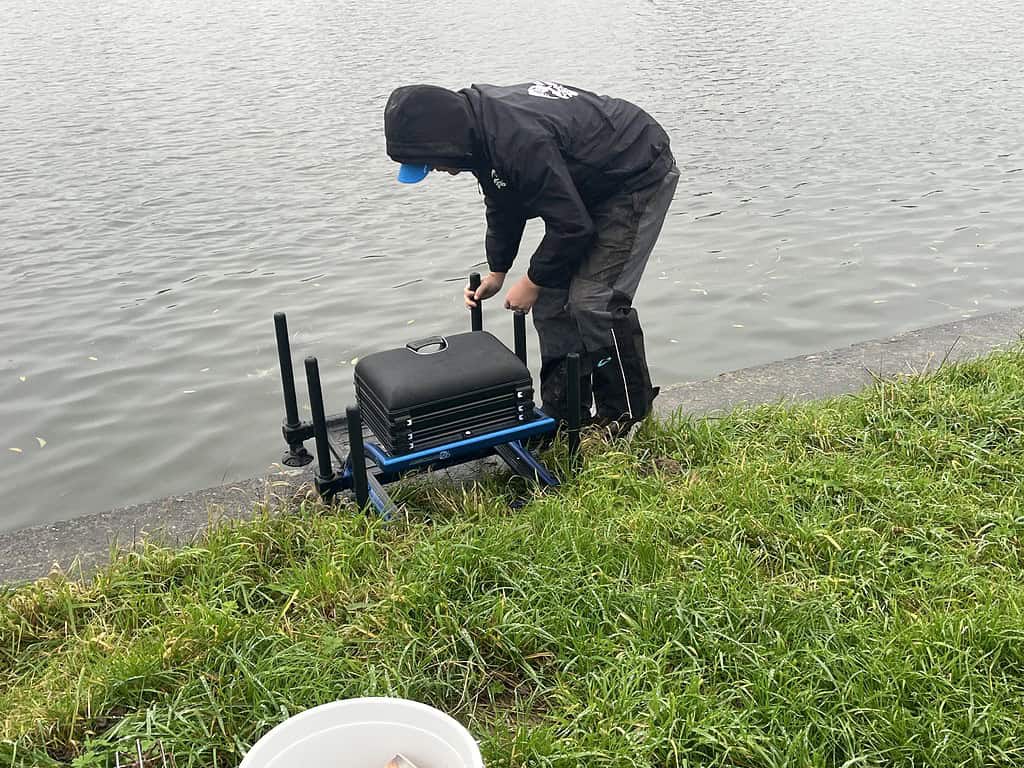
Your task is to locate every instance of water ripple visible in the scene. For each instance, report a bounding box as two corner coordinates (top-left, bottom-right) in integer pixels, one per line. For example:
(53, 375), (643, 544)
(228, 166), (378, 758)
(1, 0), (1023, 529)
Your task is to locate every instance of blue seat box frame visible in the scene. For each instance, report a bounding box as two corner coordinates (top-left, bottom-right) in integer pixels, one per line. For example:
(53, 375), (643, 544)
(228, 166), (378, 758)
(273, 273), (581, 517)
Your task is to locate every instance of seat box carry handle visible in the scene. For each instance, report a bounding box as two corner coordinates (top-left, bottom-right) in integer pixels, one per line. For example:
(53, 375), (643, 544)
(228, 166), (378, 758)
(405, 336), (449, 355)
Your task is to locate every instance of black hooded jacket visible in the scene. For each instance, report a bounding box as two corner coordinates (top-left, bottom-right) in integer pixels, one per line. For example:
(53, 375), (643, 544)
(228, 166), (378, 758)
(384, 82), (673, 288)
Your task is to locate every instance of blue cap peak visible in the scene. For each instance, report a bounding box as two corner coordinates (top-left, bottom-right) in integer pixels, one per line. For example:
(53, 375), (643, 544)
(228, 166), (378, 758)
(397, 163), (430, 184)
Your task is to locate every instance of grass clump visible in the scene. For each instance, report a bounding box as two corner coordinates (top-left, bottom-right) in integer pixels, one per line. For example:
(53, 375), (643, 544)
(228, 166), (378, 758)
(2, 347), (1023, 767)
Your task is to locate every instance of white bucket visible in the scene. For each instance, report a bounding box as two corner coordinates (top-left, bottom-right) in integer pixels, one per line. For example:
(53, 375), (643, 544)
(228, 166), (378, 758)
(239, 697), (484, 768)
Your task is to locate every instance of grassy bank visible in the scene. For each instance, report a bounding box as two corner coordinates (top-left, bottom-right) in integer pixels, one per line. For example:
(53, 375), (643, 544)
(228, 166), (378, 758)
(3, 347), (1024, 767)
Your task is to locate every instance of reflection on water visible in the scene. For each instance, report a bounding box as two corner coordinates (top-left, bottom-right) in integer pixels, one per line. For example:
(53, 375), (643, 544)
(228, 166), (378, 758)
(1, 0), (1023, 530)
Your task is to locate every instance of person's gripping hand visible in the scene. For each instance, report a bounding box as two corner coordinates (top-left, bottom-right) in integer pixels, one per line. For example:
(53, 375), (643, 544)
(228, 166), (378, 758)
(464, 271), (506, 309)
(503, 275), (541, 313)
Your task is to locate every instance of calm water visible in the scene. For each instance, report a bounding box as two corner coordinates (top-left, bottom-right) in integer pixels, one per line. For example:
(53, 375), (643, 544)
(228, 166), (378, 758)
(2, 0), (1022, 531)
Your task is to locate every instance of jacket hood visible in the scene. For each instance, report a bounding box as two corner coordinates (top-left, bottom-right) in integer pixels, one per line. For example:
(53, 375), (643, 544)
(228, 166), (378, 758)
(384, 85), (479, 169)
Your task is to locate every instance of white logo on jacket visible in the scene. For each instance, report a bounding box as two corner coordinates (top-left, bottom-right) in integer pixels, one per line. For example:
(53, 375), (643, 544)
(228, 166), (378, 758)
(528, 81), (578, 100)
(491, 169), (508, 189)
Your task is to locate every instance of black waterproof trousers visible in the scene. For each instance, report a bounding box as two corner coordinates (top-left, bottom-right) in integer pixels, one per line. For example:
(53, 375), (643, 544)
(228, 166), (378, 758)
(532, 163), (680, 424)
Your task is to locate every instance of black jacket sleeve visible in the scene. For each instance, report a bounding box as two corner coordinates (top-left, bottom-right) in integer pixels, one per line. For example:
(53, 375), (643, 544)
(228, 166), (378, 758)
(484, 195), (526, 274)
(518, 140), (595, 288)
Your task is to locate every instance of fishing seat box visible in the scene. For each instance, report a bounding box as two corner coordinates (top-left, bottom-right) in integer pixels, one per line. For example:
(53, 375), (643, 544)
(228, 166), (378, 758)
(354, 331), (535, 456)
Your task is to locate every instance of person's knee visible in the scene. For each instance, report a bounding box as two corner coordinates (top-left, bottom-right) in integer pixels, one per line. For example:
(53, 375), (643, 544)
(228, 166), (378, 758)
(532, 294), (567, 325)
(567, 285), (633, 325)
(567, 278), (601, 312)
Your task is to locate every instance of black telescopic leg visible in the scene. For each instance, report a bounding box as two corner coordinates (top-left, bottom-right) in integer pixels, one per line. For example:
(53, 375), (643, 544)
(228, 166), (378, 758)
(469, 271), (483, 332)
(567, 352), (581, 463)
(514, 311), (527, 365)
(304, 356), (335, 484)
(276, 313), (313, 466)
(346, 406), (369, 509)
(275, 312), (301, 430)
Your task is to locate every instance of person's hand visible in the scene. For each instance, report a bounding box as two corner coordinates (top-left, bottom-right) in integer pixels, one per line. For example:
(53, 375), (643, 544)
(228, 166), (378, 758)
(503, 275), (541, 313)
(464, 271), (506, 309)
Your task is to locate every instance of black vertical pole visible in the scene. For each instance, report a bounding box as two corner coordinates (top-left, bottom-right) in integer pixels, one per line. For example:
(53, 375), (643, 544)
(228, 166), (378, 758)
(567, 352), (581, 463)
(304, 356), (334, 483)
(469, 272), (483, 332)
(346, 406), (369, 509)
(513, 311), (527, 365)
(275, 312), (301, 429)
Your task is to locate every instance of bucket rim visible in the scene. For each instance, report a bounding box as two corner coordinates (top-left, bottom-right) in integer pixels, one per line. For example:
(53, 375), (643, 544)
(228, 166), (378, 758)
(240, 696), (484, 768)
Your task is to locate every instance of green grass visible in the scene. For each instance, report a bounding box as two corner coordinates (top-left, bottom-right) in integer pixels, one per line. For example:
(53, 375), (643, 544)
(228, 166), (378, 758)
(3, 347), (1024, 768)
